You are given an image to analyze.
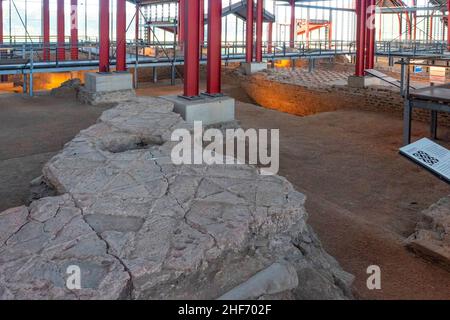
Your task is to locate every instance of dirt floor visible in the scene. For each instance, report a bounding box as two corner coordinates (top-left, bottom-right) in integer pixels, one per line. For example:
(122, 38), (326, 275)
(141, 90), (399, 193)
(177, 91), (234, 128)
(0, 93), (110, 211)
(136, 77), (450, 300)
(0, 72), (449, 300)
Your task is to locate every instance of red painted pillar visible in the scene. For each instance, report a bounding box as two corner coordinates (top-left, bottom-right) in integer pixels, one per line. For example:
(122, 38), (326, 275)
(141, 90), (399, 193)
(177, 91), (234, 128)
(135, 4), (139, 42)
(355, 0), (367, 76)
(206, 0), (222, 95)
(0, 0), (5, 82)
(199, 0), (204, 45)
(116, 0), (126, 71)
(447, 0), (450, 50)
(245, 0), (254, 63)
(255, 0), (263, 62)
(0, 0), (3, 46)
(183, 0), (200, 97)
(178, 0), (185, 46)
(99, 0), (110, 72)
(365, 0), (375, 70)
(267, 21), (273, 54)
(70, 0), (78, 60)
(42, 0), (50, 61)
(289, 0), (295, 48)
(57, 0), (65, 61)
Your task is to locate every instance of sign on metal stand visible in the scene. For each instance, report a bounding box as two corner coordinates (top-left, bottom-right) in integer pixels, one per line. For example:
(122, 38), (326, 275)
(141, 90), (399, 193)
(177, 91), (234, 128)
(400, 138), (450, 183)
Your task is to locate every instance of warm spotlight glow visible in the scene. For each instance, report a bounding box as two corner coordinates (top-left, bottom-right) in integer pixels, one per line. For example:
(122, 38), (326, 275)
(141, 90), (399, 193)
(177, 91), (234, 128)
(274, 59), (291, 68)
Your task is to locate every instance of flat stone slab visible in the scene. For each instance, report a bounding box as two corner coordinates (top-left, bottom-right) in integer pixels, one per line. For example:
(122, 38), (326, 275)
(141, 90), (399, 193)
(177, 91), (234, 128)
(0, 96), (353, 300)
(241, 62), (267, 75)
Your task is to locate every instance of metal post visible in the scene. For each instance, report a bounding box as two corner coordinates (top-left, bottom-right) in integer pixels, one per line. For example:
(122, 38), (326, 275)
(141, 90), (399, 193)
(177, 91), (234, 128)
(29, 49), (33, 97)
(267, 21), (273, 54)
(0, 0), (5, 82)
(255, 0), (263, 62)
(245, 0), (254, 63)
(57, 0), (65, 61)
(116, 0), (126, 71)
(355, 0), (367, 77)
(99, 0), (110, 72)
(42, 0), (50, 61)
(178, 0), (185, 46)
(289, 0), (295, 48)
(183, 0), (200, 98)
(448, 0), (450, 50)
(0, 0), (3, 45)
(206, 0), (222, 95)
(199, 0), (204, 45)
(71, 0), (78, 60)
(365, 0), (375, 70)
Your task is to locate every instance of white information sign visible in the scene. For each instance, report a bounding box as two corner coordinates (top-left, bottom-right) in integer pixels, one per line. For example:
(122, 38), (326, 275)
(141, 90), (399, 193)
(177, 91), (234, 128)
(400, 138), (450, 183)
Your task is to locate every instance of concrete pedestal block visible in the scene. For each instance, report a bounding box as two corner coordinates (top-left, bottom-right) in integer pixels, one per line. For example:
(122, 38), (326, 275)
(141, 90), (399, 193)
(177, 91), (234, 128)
(241, 62), (267, 75)
(161, 95), (235, 125)
(85, 72), (133, 93)
(347, 75), (382, 88)
(80, 72), (135, 105)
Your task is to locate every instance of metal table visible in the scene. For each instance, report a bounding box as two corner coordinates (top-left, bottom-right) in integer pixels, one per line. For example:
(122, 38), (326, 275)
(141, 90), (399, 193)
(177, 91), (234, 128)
(403, 83), (450, 145)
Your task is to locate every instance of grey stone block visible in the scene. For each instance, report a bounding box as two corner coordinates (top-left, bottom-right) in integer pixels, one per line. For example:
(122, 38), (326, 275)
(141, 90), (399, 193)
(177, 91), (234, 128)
(161, 94), (235, 125)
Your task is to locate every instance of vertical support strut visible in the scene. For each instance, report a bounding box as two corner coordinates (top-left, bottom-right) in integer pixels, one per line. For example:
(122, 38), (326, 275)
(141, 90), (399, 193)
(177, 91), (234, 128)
(206, 0), (222, 95)
(355, 0), (367, 77)
(116, 0), (126, 72)
(267, 21), (273, 54)
(255, 0), (263, 62)
(0, 0), (6, 82)
(0, 0), (3, 46)
(245, 0), (254, 63)
(57, 0), (65, 61)
(183, 0), (200, 98)
(199, 0), (204, 45)
(289, 0), (295, 48)
(365, 0), (375, 70)
(71, 0), (78, 60)
(448, 0), (450, 50)
(178, 0), (185, 46)
(42, 0), (50, 61)
(99, 0), (110, 72)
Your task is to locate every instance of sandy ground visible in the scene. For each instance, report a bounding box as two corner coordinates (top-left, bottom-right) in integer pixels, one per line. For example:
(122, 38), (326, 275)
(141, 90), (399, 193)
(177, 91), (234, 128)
(0, 93), (110, 211)
(0, 74), (449, 300)
(136, 78), (450, 300)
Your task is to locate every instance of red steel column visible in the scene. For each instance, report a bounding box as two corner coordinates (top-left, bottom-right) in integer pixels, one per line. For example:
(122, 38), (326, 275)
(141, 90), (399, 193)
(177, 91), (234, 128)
(57, 0), (65, 61)
(206, 0), (222, 95)
(255, 0), (263, 62)
(116, 0), (126, 71)
(71, 0), (78, 60)
(42, 0), (50, 61)
(199, 0), (204, 45)
(267, 21), (273, 54)
(365, 0), (375, 70)
(178, 0), (185, 46)
(99, 0), (110, 72)
(0, 0), (3, 45)
(289, 0), (295, 48)
(183, 0), (200, 97)
(355, 0), (367, 76)
(0, 0), (5, 82)
(245, 0), (254, 63)
(447, 0), (450, 50)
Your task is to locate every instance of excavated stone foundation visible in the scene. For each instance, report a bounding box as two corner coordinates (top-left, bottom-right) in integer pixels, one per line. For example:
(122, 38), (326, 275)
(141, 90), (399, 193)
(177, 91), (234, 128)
(0, 96), (353, 300)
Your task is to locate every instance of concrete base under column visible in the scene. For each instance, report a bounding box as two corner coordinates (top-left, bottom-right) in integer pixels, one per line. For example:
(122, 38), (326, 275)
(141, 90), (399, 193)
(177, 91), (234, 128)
(79, 72), (135, 105)
(241, 62), (267, 75)
(347, 75), (382, 88)
(161, 94), (235, 125)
